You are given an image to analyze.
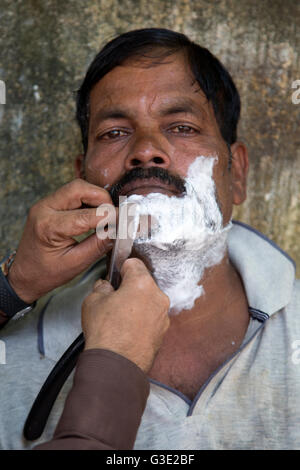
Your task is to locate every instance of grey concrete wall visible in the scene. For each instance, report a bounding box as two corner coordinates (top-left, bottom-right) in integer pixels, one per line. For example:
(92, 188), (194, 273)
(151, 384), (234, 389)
(0, 0), (299, 275)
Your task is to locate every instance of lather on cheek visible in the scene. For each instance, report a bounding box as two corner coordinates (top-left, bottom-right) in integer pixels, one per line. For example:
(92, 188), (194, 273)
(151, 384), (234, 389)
(123, 155), (232, 315)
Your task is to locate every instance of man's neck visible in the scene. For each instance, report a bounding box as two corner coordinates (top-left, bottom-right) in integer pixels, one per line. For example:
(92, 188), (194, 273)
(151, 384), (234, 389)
(171, 254), (248, 329)
(148, 254), (250, 398)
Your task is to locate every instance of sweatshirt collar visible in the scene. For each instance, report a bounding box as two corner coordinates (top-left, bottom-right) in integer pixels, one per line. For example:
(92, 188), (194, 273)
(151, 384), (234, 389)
(229, 220), (295, 316)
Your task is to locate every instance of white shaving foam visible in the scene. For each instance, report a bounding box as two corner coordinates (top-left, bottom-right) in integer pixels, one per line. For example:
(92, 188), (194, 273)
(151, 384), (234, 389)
(126, 155), (232, 315)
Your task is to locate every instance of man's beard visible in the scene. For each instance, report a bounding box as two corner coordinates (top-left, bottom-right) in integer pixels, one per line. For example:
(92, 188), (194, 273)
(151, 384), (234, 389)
(114, 156), (232, 315)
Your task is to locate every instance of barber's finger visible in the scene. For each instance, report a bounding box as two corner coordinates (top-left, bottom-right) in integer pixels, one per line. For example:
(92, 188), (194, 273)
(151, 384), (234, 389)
(51, 205), (117, 238)
(46, 179), (113, 211)
(65, 232), (113, 273)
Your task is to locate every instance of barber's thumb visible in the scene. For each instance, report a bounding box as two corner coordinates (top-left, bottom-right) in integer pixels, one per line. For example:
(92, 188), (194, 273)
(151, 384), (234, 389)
(120, 258), (149, 282)
(92, 279), (114, 294)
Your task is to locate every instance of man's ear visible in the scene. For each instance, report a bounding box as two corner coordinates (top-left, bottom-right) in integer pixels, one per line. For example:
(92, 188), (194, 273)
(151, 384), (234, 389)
(230, 142), (249, 206)
(74, 154), (85, 179)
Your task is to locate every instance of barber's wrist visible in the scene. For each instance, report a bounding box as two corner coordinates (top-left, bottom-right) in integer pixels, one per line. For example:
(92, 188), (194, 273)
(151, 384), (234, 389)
(0, 252), (36, 319)
(6, 263), (37, 305)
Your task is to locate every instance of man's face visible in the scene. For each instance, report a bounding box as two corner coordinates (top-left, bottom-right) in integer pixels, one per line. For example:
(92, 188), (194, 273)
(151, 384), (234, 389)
(76, 52), (248, 226)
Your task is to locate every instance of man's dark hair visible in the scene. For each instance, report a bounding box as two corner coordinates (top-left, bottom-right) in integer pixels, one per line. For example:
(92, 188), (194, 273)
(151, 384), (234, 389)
(76, 28), (241, 154)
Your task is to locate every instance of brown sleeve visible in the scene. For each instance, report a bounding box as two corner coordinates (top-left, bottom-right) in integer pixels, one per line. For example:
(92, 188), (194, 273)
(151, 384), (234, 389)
(34, 349), (150, 450)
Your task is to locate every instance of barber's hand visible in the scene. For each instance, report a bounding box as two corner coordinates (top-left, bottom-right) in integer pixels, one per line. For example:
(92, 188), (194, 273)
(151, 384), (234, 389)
(7, 179), (115, 304)
(82, 258), (170, 373)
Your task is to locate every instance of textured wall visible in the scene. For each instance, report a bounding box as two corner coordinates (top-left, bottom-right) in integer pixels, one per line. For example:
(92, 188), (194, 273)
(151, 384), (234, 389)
(0, 0), (299, 275)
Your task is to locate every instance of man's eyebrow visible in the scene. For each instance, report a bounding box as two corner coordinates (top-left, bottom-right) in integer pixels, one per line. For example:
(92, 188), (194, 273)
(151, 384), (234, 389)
(91, 99), (206, 130)
(158, 99), (206, 119)
(91, 108), (131, 129)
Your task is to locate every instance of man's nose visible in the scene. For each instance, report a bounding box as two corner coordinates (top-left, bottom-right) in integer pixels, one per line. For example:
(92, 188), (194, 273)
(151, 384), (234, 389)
(124, 131), (171, 171)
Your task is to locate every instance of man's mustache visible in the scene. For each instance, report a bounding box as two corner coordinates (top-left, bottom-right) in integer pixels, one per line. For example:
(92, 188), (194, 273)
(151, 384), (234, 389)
(109, 167), (186, 206)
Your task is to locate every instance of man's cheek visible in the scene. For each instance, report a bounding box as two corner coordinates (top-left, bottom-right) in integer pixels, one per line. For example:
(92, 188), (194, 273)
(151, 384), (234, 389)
(84, 157), (110, 186)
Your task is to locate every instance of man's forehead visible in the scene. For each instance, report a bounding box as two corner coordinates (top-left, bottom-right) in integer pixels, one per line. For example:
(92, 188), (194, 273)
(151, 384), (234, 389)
(89, 61), (211, 125)
(89, 53), (205, 104)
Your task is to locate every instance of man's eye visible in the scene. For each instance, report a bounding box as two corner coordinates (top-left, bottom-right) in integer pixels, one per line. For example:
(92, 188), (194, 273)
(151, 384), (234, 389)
(171, 125), (196, 134)
(97, 130), (128, 140)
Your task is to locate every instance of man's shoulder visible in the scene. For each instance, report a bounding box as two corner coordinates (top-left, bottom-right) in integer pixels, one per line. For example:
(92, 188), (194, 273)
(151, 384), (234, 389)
(285, 278), (300, 317)
(229, 221), (296, 317)
(263, 277), (300, 342)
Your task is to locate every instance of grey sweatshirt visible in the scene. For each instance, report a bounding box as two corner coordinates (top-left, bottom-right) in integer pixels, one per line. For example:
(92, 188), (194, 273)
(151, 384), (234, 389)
(0, 221), (299, 450)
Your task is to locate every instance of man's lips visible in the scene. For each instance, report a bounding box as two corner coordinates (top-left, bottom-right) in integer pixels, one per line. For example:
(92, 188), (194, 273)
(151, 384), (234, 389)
(119, 178), (182, 198)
